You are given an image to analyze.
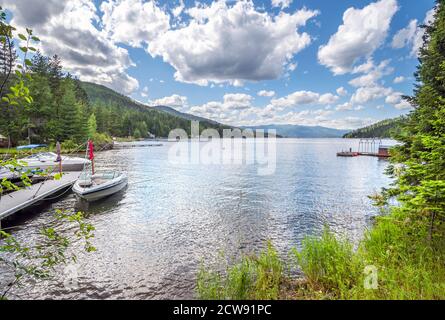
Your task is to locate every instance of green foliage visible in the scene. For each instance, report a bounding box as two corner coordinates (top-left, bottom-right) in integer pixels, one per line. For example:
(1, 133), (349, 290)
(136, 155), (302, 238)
(87, 113), (97, 138)
(91, 132), (113, 146)
(133, 128), (141, 139)
(343, 117), (405, 138)
(292, 228), (359, 298)
(197, 242), (283, 300)
(81, 81), (231, 138)
(0, 210), (95, 299)
(383, 0), (445, 242)
(60, 139), (78, 152)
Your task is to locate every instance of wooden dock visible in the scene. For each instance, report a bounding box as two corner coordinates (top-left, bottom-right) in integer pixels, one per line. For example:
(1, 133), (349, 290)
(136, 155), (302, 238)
(0, 171), (81, 222)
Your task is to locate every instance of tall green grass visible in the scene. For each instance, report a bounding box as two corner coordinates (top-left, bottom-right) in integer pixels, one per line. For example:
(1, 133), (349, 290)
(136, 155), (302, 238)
(197, 216), (445, 300)
(197, 242), (283, 300)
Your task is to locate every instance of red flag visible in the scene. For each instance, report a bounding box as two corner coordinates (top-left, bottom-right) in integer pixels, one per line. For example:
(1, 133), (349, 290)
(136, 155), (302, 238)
(88, 140), (94, 160)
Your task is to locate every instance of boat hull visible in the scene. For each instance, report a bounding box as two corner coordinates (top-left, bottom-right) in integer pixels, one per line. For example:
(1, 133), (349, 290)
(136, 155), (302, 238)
(73, 176), (128, 202)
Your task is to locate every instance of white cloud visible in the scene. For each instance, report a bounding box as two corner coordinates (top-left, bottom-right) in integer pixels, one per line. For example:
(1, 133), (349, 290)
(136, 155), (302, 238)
(336, 102), (353, 111)
(385, 91), (403, 105)
(151, 94), (188, 109)
(318, 93), (339, 105)
(271, 0), (292, 9)
(270, 90), (338, 108)
(189, 93), (256, 124)
(318, 0), (398, 75)
(223, 93), (254, 110)
(348, 59), (393, 88)
(384, 91), (411, 109)
(391, 8), (436, 57)
(172, 0), (185, 18)
(100, 0), (170, 48)
(4, 0), (139, 94)
(394, 100), (411, 110)
(141, 86), (149, 98)
(147, 0), (319, 86)
(336, 87), (348, 96)
(258, 90), (276, 97)
(393, 76), (406, 84)
(351, 85), (392, 104)
(335, 102), (365, 112)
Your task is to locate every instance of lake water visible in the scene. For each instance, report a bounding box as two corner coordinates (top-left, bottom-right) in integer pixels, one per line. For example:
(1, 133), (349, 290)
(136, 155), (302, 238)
(1, 139), (393, 299)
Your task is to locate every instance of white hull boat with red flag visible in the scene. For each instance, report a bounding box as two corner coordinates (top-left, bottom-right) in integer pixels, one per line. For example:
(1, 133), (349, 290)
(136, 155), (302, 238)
(72, 140), (128, 202)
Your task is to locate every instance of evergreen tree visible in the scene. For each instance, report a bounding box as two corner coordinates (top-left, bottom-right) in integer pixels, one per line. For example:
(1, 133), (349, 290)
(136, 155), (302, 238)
(386, 0), (445, 242)
(74, 102), (89, 143)
(58, 79), (78, 141)
(87, 113), (97, 138)
(30, 51), (50, 75)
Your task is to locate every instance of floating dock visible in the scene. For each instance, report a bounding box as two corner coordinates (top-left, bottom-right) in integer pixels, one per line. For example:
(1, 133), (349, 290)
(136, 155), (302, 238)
(337, 138), (391, 158)
(0, 171), (81, 223)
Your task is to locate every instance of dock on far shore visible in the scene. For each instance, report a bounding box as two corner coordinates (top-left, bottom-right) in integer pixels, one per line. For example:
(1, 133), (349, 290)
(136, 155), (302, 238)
(112, 141), (163, 149)
(337, 138), (391, 158)
(0, 171), (81, 225)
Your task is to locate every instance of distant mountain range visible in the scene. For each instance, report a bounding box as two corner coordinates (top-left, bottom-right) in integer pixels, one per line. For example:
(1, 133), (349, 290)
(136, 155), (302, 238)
(82, 82), (389, 139)
(243, 124), (350, 138)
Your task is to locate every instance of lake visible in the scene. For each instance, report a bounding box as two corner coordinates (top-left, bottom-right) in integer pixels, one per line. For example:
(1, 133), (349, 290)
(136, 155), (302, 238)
(1, 139), (393, 299)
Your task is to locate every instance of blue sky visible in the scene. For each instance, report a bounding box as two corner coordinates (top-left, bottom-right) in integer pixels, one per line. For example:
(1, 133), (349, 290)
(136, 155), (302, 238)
(4, 0), (436, 129)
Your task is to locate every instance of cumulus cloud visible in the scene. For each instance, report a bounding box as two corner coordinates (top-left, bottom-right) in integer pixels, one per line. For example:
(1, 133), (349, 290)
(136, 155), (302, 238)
(393, 76), (406, 84)
(348, 59), (393, 88)
(223, 93), (254, 110)
(189, 93), (256, 124)
(151, 94), (188, 109)
(336, 87), (348, 96)
(4, 0), (139, 94)
(100, 0), (170, 47)
(141, 86), (149, 98)
(385, 92), (411, 109)
(258, 90), (276, 97)
(271, 0), (292, 9)
(318, 0), (398, 75)
(351, 85), (392, 104)
(391, 8), (436, 57)
(147, 0), (319, 86)
(270, 90), (339, 109)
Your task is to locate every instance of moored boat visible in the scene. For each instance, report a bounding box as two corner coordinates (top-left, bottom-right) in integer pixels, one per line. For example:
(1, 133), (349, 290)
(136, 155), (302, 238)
(0, 152), (90, 180)
(72, 171), (128, 201)
(22, 152), (90, 171)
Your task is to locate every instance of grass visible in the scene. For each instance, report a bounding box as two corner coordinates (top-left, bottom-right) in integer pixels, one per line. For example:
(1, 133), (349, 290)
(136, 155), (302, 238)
(197, 215), (445, 300)
(197, 242), (284, 300)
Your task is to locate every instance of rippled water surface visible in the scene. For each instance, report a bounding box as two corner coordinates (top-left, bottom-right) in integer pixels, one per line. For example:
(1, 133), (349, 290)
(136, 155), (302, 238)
(1, 139), (393, 299)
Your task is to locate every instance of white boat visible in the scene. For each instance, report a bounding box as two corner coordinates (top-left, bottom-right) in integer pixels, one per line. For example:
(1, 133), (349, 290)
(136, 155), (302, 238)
(22, 152), (90, 171)
(72, 171), (128, 202)
(0, 152), (91, 180)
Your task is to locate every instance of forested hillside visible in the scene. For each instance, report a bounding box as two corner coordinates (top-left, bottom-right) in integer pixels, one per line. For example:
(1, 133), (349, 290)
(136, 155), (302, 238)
(0, 51), (229, 146)
(80, 81), (230, 139)
(343, 116), (405, 138)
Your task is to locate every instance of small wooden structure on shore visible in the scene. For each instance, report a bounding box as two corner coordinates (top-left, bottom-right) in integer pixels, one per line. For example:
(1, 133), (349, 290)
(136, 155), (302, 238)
(337, 138), (391, 158)
(0, 172), (81, 227)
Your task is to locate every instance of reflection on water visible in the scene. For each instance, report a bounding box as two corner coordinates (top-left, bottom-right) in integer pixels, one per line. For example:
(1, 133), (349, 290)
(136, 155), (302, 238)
(1, 139), (393, 299)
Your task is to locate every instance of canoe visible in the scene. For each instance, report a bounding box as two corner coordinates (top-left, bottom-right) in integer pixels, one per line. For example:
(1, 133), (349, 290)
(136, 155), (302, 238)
(72, 171), (128, 202)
